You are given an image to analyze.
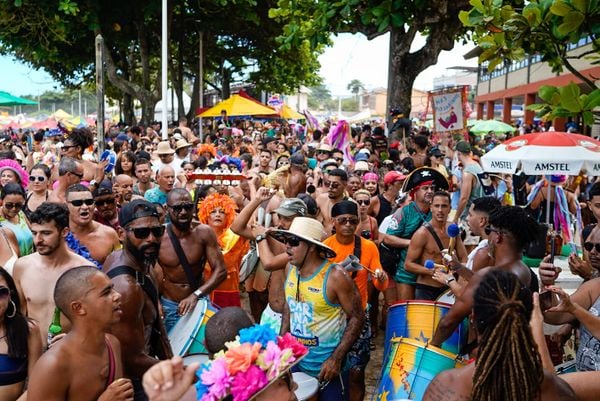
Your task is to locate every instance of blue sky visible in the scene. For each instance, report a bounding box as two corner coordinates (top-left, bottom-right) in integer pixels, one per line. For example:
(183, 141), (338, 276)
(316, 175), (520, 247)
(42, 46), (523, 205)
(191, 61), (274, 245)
(0, 33), (477, 98)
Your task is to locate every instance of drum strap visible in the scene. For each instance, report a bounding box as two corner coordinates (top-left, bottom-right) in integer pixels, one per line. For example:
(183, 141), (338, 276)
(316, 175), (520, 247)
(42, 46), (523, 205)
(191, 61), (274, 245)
(166, 224), (201, 290)
(424, 223), (445, 252)
(107, 265), (159, 307)
(352, 235), (361, 279)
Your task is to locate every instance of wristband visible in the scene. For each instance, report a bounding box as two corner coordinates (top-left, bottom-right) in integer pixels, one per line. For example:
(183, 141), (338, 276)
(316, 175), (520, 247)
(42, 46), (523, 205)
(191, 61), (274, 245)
(194, 289), (204, 299)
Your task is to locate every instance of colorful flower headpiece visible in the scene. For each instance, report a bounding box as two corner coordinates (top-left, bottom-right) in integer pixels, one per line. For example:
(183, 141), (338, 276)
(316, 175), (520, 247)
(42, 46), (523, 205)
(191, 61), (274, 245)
(195, 324), (307, 401)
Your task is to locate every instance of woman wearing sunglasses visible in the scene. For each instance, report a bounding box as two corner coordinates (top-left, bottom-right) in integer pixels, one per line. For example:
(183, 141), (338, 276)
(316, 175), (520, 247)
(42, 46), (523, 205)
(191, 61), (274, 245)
(0, 267), (43, 401)
(24, 163), (52, 220)
(353, 190), (379, 243)
(0, 183), (33, 257)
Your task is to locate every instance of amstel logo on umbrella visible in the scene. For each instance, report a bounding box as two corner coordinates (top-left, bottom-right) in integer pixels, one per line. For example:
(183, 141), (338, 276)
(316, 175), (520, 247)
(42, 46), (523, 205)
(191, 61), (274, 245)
(505, 138), (528, 151)
(578, 140), (600, 153)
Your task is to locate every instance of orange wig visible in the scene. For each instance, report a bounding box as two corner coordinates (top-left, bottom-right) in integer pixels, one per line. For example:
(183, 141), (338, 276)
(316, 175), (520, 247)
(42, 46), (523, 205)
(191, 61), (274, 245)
(197, 193), (237, 229)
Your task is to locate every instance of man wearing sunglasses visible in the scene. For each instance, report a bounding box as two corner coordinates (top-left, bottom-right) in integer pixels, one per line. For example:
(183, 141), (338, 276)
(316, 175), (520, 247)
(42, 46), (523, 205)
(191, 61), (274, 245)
(103, 199), (173, 401)
(316, 168), (348, 236)
(12, 202), (94, 349)
(94, 180), (121, 232)
(49, 157), (84, 204)
(67, 184), (121, 266)
(323, 200), (384, 401)
(157, 189), (227, 332)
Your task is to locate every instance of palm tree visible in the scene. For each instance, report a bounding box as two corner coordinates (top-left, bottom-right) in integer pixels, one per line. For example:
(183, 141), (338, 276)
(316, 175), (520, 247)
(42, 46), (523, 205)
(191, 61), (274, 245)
(347, 79), (365, 106)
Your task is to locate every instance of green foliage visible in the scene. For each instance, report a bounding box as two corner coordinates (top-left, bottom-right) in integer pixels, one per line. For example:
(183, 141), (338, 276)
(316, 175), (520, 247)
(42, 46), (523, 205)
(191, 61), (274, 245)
(347, 79), (364, 95)
(460, 0), (600, 128)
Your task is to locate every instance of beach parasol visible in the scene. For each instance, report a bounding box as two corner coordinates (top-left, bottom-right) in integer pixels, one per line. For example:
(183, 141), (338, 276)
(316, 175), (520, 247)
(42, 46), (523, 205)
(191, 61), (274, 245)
(198, 94), (278, 117)
(0, 91), (38, 106)
(470, 119), (516, 134)
(278, 104), (304, 120)
(482, 131), (600, 225)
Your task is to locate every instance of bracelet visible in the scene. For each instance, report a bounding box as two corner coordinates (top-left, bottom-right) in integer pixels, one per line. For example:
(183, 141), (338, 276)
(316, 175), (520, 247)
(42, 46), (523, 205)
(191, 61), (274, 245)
(194, 289), (204, 299)
(445, 277), (456, 285)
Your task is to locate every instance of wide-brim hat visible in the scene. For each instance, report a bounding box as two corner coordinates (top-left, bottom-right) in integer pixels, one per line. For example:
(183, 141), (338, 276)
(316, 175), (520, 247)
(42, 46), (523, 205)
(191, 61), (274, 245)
(269, 217), (336, 259)
(401, 167), (449, 193)
(175, 139), (192, 151)
(156, 141), (175, 155)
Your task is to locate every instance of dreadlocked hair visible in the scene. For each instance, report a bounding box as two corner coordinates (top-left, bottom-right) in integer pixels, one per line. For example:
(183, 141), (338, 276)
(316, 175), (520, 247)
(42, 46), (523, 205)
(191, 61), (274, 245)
(471, 270), (542, 401)
(488, 206), (544, 250)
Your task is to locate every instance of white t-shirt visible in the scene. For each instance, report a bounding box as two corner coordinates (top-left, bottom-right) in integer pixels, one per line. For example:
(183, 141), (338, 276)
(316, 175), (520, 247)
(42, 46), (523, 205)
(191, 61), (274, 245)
(466, 238), (488, 270)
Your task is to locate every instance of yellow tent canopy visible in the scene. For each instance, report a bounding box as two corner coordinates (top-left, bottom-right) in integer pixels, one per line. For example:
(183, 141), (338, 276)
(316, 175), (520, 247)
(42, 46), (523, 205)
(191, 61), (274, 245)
(198, 94), (278, 117)
(279, 104), (304, 120)
(53, 109), (72, 120)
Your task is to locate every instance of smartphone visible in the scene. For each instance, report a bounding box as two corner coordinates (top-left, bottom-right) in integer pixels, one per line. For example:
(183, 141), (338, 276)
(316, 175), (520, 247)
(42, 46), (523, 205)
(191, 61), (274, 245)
(539, 291), (560, 310)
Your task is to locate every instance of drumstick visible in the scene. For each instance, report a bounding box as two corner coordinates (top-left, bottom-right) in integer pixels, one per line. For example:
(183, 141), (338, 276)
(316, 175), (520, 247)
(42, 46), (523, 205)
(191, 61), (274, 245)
(424, 259), (448, 272)
(447, 223), (460, 255)
(257, 207), (265, 227)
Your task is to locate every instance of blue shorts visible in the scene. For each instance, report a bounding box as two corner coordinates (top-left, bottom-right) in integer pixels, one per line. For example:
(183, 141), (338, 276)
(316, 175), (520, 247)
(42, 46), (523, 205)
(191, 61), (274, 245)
(160, 296), (180, 334)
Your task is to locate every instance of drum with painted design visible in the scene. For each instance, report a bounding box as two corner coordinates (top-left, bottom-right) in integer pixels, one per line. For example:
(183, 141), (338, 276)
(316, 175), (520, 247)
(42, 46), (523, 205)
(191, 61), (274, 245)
(168, 297), (219, 356)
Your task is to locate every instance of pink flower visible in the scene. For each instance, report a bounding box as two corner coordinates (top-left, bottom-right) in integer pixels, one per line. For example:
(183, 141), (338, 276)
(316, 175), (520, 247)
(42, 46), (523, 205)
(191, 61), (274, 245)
(200, 358), (232, 400)
(230, 365), (268, 401)
(277, 333), (308, 357)
(257, 341), (284, 380)
(225, 342), (262, 375)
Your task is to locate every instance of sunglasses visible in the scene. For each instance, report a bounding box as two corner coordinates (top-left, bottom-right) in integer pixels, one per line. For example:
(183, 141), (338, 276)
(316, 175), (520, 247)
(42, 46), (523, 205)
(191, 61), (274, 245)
(317, 151), (331, 155)
(584, 242), (600, 253)
(29, 175), (47, 182)
(336, 216), (359, 225)
(334, 157), (344, 162)
(4, 202), (24, 210)
(0, 286), (10, 299)
(69, 198), (95, 207)
(68, 171), (84, 179)
(169, 203), (194, 213)
(62, 145), (78, 151)
(325, 181), (341, 189)
(356, 199), (370, 206)
(126, 226), (165, 239)
(95, 198), (115, 207)
(282, 237), (302, 247)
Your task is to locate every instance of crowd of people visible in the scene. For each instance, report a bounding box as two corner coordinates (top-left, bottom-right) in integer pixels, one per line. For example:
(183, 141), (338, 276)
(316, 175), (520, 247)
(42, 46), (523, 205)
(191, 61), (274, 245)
(0, 114), (598, 401)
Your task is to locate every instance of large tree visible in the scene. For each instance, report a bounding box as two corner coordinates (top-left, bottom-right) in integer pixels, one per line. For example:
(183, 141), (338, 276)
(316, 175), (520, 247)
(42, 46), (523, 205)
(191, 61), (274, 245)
(0, 0), (322, 124)
(269, 0), (472, 130)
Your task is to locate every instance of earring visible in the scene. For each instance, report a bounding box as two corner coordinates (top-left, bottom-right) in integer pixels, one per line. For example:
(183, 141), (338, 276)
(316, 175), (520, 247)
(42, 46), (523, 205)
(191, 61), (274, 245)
(6, 299), (16, 319)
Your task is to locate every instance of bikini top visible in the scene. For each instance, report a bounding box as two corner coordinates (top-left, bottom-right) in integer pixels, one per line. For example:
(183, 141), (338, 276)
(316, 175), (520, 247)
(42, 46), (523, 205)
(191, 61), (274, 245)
(0, 353), (27, 386)
(0, 226), (17, 276)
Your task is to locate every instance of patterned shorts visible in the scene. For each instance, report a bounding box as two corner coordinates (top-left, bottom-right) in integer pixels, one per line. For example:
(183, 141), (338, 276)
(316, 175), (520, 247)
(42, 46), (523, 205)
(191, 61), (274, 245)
(346, 310), (371, 370)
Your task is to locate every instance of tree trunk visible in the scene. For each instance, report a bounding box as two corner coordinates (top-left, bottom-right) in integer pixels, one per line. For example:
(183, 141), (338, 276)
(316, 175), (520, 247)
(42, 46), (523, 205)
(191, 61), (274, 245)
(139, 94), (159, 126)
(187, 74), (200, 122)
(122, 93), (136, 125)
(222, 68), (231, 100)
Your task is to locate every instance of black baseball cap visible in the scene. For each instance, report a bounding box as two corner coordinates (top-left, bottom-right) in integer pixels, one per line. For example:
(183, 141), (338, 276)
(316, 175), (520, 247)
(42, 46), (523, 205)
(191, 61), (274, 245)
(118, 199), (159, 227)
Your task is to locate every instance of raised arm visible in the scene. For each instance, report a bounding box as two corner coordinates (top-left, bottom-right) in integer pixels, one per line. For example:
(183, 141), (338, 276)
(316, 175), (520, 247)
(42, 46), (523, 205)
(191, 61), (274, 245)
(230, 187), (274, 240)
(197, 226), (227, 296)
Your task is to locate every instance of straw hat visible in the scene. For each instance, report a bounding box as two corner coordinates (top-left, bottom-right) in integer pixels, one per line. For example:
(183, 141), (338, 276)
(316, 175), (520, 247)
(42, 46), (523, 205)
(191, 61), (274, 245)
(175, 139), (192, 151)
(269, 217), (336, 258)
(156, 141), (175, 155)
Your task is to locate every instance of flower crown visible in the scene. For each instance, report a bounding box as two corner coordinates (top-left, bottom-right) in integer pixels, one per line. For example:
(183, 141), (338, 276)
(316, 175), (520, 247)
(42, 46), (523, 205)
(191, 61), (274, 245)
(195, 324), (307, 401)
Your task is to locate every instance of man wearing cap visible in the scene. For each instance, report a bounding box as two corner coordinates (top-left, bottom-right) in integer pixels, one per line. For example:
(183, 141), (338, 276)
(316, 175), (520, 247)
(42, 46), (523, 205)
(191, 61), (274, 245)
(231, 189), (308, 331)
(144, 166), (175, 206)
(323, 200), (383, 401)
(369, 170), (405, 226)
(271, 217), (364, 401)
(66, 184), (121, 266)
(93, 179), (121, 232)
(157, 189), (227, 333)
(383, 167), (449, 301)
(283, 152), (307, 198)
(453, 140), (484, 223)
(353, 160), (370, 178)
(317, 168), (349, 235)
(103, 199), (173, 401)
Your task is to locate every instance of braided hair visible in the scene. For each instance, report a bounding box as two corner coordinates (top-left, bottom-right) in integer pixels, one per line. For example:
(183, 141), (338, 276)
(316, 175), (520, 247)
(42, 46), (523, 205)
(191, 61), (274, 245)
(488, 206), (544, 250)
(471, 270), (543, 401)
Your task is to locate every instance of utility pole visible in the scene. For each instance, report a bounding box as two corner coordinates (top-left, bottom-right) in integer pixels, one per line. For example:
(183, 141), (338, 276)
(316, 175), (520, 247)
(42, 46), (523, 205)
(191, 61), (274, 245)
(95, 34), (106, 153)
(199, 31), (204, 142)
(161, 0), (168, 140)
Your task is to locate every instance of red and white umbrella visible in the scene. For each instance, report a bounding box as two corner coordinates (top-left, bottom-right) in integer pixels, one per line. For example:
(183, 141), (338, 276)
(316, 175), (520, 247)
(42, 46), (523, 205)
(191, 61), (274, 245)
(481, 131), (600, 176)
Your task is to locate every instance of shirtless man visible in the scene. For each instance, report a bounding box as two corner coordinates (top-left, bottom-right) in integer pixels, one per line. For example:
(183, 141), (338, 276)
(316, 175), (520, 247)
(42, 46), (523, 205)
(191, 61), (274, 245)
(283, 152), (307, 198)
(28, 266), (133, 401)
(12, 202), (93, 348)
(103, 199), (172, 401)
(48, 157), (84, 204)
(316, 168), (348, 235)
(67, 184), (121, 266)
(231, 189), (307, 330)
(405, 191), (467, 300)
(157, 189), (227, 332)
(431, 205), (542, 347)
(249, 149), (274, 189)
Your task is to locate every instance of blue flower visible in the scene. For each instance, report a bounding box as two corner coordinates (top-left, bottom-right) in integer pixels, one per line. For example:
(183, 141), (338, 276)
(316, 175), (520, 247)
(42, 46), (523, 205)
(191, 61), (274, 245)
(194, 363), (211, 398)
(238, 324), (277, 348)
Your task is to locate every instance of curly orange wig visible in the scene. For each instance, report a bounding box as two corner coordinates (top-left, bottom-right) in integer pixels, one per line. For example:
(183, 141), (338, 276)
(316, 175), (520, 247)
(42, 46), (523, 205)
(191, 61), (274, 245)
(196, 143), (217, 158)
(198, 193), (237, 228)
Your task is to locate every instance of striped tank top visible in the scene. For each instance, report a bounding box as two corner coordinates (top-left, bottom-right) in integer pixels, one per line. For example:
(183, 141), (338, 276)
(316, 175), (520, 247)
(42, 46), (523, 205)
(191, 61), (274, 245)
(285, 260), (346, 377)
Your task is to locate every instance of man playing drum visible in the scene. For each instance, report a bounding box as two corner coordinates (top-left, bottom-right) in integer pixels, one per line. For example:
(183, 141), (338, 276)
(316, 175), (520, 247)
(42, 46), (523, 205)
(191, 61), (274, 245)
(405, 191), (467, 300)
(157, 189), (227, 333)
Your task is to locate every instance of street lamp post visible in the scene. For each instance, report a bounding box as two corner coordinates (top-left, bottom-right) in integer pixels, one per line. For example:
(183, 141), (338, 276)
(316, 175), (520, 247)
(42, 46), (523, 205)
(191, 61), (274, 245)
(161, 0), (168, 140)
